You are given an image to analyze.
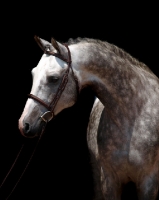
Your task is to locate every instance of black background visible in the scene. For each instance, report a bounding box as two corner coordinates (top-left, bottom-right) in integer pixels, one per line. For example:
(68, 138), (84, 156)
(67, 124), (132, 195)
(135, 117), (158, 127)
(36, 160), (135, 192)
(0, 2), (158, 200)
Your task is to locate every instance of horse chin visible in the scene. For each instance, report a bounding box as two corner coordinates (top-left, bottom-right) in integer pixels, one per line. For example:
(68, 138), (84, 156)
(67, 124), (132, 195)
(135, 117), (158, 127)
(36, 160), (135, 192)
(22, 133), (38, 139)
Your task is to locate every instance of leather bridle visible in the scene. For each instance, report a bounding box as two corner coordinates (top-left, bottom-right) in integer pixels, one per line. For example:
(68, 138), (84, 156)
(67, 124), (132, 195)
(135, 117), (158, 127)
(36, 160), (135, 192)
(28, 37), (79, 123)
(0, 37), (79, 199)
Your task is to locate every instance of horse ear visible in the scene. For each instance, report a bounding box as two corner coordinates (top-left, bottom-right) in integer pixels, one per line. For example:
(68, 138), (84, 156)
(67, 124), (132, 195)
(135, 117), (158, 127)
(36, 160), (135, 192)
(34, 35), (67, 56)
(34, 35), (54, 52)
(51, 37), (68, 57)
(51, 37), (61, 54)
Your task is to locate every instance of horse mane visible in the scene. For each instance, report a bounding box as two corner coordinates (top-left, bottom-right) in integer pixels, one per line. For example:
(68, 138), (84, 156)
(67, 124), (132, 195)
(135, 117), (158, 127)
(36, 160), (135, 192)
(67, 37), (153, 74)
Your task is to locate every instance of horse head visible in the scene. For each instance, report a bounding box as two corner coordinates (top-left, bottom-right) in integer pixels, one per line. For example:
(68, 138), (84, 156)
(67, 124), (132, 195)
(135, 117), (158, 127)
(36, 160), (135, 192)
(18, 36), (79, 138)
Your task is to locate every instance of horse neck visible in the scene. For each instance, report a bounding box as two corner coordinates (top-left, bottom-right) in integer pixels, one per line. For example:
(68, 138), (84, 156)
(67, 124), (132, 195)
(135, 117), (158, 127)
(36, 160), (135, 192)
(71, 43), (157, 114)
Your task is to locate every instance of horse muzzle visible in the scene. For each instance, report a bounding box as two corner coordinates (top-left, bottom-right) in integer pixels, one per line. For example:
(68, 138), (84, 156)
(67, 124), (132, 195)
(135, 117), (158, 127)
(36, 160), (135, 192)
(19, 116), (45, 138)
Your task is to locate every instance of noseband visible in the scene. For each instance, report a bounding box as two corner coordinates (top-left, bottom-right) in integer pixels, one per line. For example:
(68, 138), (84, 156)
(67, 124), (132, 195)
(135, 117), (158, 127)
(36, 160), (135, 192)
(28, 40), (79, 123)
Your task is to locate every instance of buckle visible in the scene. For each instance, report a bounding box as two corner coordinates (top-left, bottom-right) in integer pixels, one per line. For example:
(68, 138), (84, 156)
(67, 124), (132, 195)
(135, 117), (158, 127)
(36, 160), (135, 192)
(40, 111), (53, 123)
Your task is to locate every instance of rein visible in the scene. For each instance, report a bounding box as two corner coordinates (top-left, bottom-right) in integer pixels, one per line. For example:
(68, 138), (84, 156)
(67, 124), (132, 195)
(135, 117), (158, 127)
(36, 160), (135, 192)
(0, 125), (46, 200)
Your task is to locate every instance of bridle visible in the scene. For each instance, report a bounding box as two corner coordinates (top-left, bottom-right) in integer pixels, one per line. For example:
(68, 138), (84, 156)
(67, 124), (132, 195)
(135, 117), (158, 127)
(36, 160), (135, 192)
(28, 36), (79, 123)
(0, 37), (79, 199)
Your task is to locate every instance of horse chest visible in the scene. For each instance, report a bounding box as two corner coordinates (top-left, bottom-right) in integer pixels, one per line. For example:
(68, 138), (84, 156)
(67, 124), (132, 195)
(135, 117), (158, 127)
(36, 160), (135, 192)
(87, 98), (159, 172)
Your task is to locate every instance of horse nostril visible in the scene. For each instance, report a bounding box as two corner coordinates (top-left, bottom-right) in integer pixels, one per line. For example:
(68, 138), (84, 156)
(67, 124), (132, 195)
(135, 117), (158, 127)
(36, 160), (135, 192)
(24, 122), (31, 134)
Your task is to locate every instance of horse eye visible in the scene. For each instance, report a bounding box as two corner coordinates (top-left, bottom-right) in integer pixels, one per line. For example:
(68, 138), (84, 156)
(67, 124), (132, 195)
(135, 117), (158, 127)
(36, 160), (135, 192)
(47, 76), (59, 83)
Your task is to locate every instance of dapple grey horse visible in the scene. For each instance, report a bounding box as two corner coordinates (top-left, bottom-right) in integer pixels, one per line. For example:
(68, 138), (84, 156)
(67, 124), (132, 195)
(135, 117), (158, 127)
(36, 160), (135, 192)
(19, 36), (159, 199)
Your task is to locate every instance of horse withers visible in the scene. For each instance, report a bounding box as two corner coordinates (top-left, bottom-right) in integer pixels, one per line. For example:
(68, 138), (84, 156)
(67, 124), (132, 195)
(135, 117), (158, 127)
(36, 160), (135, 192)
(19, 36), (159, 199)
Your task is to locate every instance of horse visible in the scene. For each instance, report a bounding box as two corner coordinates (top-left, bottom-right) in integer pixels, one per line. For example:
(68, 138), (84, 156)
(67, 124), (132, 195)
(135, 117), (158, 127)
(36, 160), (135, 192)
(18, 36), (159, 200)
